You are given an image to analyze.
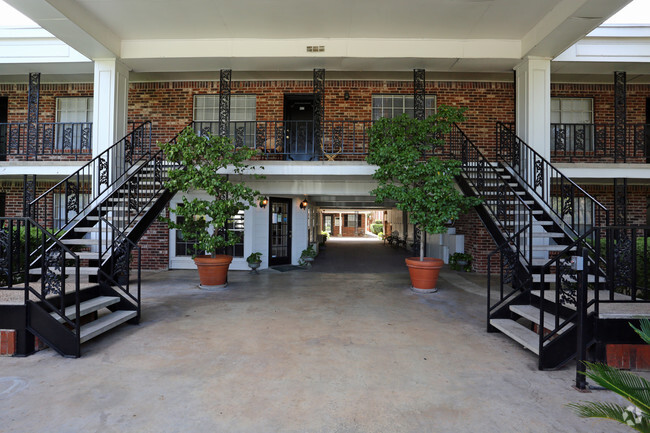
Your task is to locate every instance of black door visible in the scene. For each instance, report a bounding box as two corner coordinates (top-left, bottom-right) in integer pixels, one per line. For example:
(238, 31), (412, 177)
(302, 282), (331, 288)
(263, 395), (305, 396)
(0, 97), (7, 161)
(284, 94), (316, 161)
(269, 197), (292, 266)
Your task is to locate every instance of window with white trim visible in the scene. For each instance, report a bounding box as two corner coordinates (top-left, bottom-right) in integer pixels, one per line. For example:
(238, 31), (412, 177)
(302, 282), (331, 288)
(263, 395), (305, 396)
(53, 192), (91, 229)
(193, 95), (256, 147)
(551, 97), (594, 151)
(372, 95), (436, 121)
(55, 97), (93, 151)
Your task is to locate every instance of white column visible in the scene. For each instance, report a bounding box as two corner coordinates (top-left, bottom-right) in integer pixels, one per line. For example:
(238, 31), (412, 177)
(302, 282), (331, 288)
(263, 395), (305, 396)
(514, 57), (551, 159)
(92, 59), (129, 157)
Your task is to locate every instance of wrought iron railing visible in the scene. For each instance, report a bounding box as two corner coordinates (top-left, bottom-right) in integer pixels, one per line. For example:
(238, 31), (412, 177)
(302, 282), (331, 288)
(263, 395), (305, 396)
(497, 122), (609, 239)
(550, 123), (649, 163)
(448, 124), (534, 266)
(0, 122), (92, 161)
(28, 122), (152, 234)
(194, 120), (371, 161)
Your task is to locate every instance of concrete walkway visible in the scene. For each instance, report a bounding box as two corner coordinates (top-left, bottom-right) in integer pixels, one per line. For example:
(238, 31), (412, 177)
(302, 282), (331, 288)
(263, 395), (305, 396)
(0, 242), (633, 432)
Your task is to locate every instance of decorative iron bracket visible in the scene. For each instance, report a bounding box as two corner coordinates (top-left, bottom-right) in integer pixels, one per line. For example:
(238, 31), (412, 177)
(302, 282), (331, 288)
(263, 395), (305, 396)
(27, 72), (40, 158)
(219, 69), (232, 137)
(313, 69), (325, 149)
(614, 71), (626, 163)
(414, 69), (425, 121)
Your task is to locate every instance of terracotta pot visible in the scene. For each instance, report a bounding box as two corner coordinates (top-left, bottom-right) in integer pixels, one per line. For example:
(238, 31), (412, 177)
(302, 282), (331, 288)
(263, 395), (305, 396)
(405, 257), (443, 292)
(194, 255), (233, 288)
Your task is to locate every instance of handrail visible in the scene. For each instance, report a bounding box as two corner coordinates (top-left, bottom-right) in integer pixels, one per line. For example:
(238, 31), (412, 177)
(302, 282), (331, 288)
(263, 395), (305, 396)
(28, 121), (152, 234)
(448, 124), (534, 267)
(496, 122), (609, 239)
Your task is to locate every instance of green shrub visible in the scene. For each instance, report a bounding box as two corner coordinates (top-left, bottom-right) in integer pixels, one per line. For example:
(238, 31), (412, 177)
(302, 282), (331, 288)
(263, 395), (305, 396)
(370, 223), (383, 235)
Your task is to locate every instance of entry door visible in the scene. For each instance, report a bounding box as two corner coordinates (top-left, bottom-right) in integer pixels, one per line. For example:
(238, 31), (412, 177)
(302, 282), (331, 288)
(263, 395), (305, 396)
(324, 215), (333, 234)
(269, 198), (292, 265)
(0, 97), (7, 161)
(284, 94), (315, 161)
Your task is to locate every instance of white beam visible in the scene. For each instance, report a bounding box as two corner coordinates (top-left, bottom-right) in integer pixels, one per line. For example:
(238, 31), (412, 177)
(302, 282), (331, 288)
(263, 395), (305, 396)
(515, 58), (551, 158)
(4, 0), (120, 59)
(92, 59), (129, 158)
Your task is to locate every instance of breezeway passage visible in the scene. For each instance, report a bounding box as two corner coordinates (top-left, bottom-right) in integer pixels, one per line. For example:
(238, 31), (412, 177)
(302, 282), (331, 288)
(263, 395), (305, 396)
(0, 267), (632, 433)
(309, 237), (411, 274)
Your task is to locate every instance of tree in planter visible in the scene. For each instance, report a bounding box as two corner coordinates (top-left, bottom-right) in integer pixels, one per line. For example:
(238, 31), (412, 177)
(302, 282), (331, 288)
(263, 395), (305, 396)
(367, 107), (481, 290)
(161, 127), (262, 286)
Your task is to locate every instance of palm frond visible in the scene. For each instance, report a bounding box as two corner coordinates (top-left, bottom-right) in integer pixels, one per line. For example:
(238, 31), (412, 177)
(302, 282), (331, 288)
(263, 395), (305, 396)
(583, 362), (650, 415)
(568, 401), (650, 433)
(631, 319), (650, 345)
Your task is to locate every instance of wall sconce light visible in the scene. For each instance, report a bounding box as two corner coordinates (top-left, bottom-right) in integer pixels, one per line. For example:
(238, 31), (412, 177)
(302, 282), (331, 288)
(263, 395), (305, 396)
(300, 199), (308, 210)
(344, 91), (350, 100)
(260, 197), (268, 208)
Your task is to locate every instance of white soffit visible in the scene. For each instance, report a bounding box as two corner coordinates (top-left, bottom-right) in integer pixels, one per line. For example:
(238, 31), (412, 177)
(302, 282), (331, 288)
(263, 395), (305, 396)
(3, 0), (633, 73)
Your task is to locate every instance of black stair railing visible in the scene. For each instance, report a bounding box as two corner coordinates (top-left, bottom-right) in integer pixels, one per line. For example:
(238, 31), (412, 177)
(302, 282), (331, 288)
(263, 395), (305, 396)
(496, 122), (609, 239)
(28, 122), (152, 234)
(448, 124), (534, 267)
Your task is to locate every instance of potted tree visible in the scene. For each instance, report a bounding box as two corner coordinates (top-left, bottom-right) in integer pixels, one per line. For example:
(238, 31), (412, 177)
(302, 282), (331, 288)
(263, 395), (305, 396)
(366, 107), (480, 293)
(161, 127), (262, 289)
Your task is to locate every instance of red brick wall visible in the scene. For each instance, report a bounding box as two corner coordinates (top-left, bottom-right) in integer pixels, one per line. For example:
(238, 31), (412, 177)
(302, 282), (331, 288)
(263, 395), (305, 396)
(454, 207), (500, 274)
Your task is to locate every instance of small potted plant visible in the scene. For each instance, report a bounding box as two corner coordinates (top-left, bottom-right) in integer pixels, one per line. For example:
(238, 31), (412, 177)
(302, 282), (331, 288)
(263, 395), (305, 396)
(246, 252), (263, 273)
(367, 107), (481, 293)
(299, 245), (317, 268)
(161, 127), (262, 289)
(449, 252), (473, 272)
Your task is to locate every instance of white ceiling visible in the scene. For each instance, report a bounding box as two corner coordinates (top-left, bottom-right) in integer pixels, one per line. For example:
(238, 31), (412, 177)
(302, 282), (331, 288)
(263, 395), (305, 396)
(3, 0), (634, 74)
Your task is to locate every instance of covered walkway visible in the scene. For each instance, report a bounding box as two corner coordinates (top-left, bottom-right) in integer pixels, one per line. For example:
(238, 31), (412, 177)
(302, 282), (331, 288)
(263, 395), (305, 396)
(0, 264), (632, 432)
(310, 237), (411, 274)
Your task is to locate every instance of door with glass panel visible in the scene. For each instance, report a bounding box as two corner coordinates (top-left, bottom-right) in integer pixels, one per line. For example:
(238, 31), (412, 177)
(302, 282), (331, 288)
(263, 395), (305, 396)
(269, 198), (292, 266)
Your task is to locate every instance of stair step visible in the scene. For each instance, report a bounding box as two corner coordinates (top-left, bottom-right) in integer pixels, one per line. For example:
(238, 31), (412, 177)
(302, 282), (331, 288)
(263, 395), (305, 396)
(485, 199), (535, 205)
(50, 296), (120, 323)
(490, 318), (540, 355)
(29, 266), (99, 276)
(530, 232), (565, 238)
(504, 220), (554, 226)
(531, 244), (573, 251)
(74, 227), (112, 233)
(504, 210), (544, 215)
(482, 191), (526, 196)
(509, 304), (571, 335)
(79, 310), (137, 343)
(60, 238), (99, 246)
(64, 251), (101, 260)
(531, 273), (604, 284)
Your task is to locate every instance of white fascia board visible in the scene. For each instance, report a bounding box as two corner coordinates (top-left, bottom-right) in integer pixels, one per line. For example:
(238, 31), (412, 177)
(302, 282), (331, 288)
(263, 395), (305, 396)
(0, 38), (90, 63)
(0, 162), (84, 177)
(0, 27), (53, 38)
(121, 38), (522, 61)
(555, 38), (650, 62)
(216, 162), (376, 177)
(588, 25), (650, 38)
(554, 163), (650, 180)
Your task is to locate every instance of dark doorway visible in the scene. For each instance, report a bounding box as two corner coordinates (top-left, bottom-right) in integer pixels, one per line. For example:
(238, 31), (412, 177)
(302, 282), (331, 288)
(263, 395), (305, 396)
(269, 197), (292, 266)
(0, 97), (7, 161)
(645, 97), (650, 163)
(284, 94), (316, 161)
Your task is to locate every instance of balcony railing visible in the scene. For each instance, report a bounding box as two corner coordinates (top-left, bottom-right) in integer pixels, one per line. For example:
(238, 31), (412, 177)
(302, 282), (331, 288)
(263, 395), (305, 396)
(0, 122), (92, 161)
(194, 120), (371, 161)
(551, 123), (649, 163)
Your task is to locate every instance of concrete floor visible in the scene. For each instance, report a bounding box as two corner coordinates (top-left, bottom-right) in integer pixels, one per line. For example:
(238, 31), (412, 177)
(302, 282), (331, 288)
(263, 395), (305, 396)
(0, 238), (633, 433)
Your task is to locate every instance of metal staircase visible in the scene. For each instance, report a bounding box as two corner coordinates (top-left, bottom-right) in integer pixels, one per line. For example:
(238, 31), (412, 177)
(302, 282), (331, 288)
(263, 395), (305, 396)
(0, 121), (176, 357)
(448, 123), (649, 374)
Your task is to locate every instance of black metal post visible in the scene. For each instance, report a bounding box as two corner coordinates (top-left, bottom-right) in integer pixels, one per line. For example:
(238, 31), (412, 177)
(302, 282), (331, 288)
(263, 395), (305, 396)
(614, 178), (627, 226)
(614, 71), (626, 163)
(22, 175), (35, 219)
(575, 248), (589, 391)
(26, 73), (40, 159)
(313, 69), (325, 149)
(414, 69), (425, 121)
(219, 69), (232, 137)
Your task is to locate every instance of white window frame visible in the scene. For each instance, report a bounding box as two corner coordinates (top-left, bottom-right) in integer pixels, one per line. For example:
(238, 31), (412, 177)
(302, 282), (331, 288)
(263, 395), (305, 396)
(372, 94), (436, 121)
(55, 97), (93, 151)
(193, 95), (256, 146)
(551, 97), (594, 152)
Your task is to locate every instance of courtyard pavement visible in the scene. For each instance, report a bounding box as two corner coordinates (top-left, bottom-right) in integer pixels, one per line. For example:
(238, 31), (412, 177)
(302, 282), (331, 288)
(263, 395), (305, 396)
(0, 238), (634, 433)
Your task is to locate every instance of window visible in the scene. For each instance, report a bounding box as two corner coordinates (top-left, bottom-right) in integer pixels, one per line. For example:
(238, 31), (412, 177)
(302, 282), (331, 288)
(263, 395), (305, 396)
(193, 95), (256, 147)
(344, 214), (362, 228)
(551, 98), (594, 152)
(372, 95), (436, 121)
(55, 97), (93, 151)
(174, 209), (245, 258)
